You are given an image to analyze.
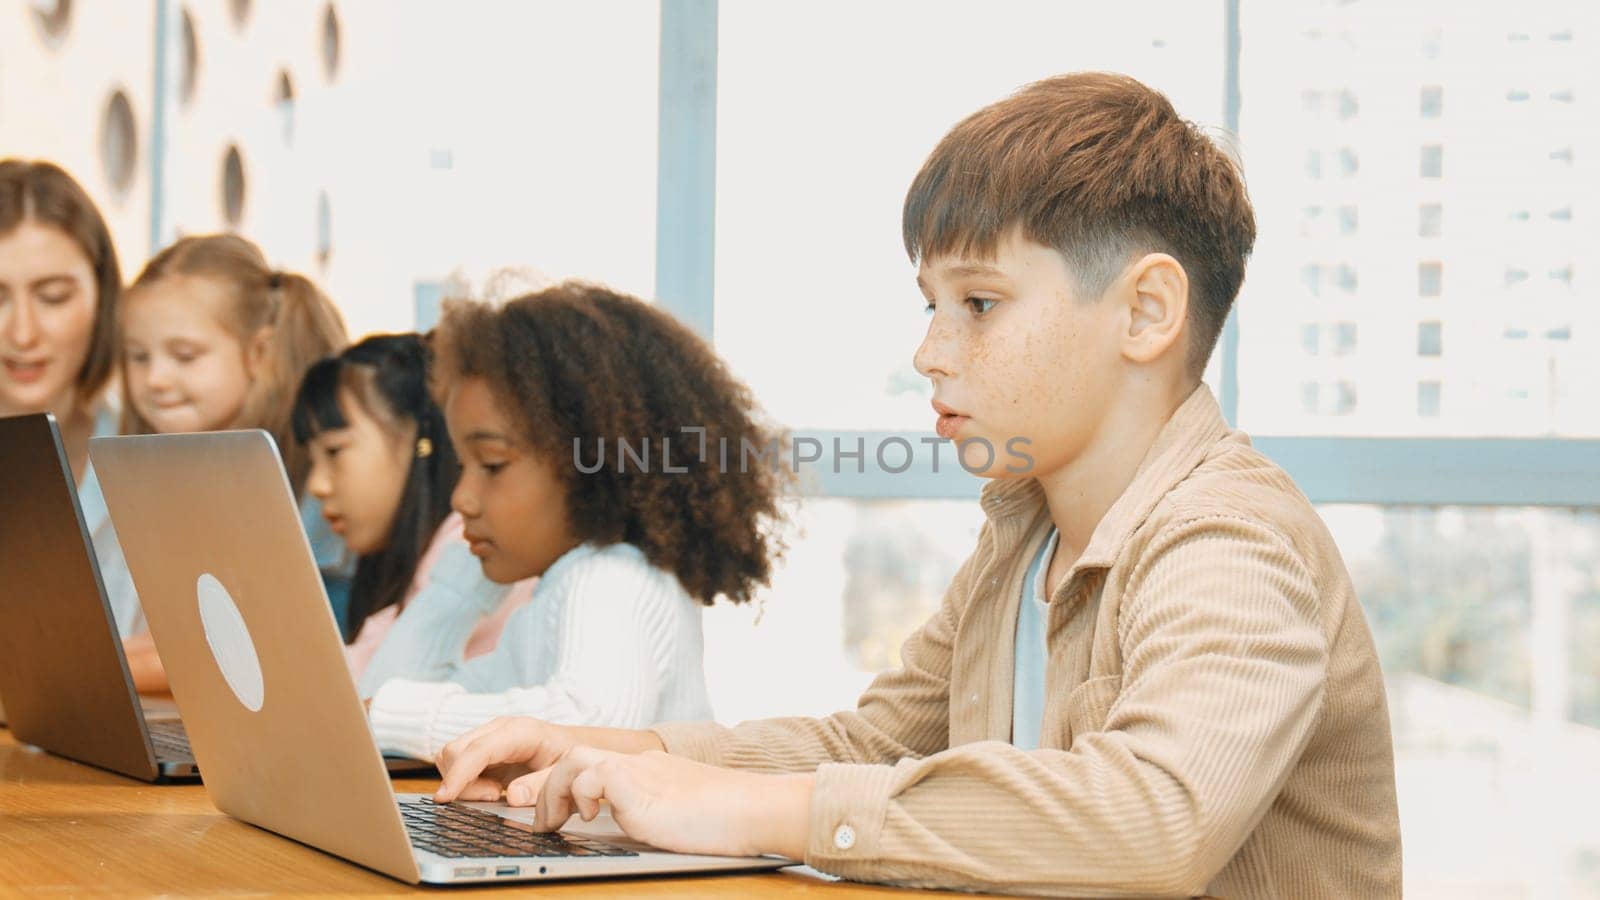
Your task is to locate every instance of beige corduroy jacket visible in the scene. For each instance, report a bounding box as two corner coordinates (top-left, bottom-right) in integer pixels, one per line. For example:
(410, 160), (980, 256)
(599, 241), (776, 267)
(655, 386), (1402, 898)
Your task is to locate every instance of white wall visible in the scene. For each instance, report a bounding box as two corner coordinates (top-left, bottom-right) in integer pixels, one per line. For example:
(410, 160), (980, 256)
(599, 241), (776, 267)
(0, 0), (156, 269)
(1, 0), (660, 339)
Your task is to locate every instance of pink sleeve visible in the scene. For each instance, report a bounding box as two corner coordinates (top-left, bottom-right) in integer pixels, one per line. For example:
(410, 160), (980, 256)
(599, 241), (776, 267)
(356, 510), (534, 667)
(404, 512), (468, 603)
(463, 577), (537, 658)
(347, 512), (467, 680)
(344, 604), (400, 681)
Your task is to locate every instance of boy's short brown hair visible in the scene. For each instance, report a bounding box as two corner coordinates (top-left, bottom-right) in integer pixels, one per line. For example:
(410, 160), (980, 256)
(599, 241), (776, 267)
(902, 72), (1256, 375)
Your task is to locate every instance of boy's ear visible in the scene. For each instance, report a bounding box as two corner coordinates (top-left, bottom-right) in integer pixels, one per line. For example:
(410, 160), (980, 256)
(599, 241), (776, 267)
(245, 325), (276, 380)
(1119, 252), (1189, 365)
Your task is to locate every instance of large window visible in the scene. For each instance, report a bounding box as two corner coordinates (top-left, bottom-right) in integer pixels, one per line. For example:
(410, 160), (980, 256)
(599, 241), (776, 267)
(713, 0), (1225, 431)
(1236, 0), (1600, 439)
(660, 2), (1600, 895)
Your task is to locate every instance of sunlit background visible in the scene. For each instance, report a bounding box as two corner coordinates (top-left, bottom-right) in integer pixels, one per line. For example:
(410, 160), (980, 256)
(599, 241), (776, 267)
(4, 1), (1598, 896)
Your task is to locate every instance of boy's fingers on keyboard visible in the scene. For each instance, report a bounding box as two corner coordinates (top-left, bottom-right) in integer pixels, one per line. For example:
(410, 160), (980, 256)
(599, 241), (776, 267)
(533, 746), (604, 831)
(482, 762), (532, 787)
(449, 776), (507, 802)
(531, 766), (573, 831)
(505, 769), (549, 807)
(436, 720), (503, 777)
(570, 766), (607, 822)
(436, 719), (542, 799)
(435, 744), (500, 801)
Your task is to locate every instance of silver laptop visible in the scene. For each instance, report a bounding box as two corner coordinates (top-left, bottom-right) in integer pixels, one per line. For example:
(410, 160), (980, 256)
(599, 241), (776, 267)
(0, 413), (197, 781)
(89, 429), (791, 885)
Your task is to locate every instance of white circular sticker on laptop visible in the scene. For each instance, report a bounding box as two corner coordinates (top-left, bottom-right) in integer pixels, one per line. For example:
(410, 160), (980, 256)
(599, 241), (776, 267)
(196, 573), (265, 712)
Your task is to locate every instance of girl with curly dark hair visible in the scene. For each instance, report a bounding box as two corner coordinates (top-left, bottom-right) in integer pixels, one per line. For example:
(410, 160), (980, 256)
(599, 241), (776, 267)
(366, 282), (790, 761)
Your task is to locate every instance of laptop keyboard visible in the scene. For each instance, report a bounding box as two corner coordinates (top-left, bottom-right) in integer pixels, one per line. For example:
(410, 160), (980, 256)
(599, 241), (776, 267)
(145, 719), (194, 763)
(399, 798), (638, 859)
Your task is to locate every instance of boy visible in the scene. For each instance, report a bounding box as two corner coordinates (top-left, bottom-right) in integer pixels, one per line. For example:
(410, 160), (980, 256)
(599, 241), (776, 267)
(430, 72), (1402, 898)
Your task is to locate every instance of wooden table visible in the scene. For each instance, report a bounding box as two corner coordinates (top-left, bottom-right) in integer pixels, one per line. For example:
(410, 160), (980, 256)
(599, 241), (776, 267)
(0, 728), (990, 897)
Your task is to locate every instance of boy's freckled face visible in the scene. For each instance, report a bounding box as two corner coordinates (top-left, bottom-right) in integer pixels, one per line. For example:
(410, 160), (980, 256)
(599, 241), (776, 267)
(913, 229), (1123, 480)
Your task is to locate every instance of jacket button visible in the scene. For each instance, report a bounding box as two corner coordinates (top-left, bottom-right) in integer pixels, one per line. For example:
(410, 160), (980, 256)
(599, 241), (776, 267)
(833, 824), (857, 850)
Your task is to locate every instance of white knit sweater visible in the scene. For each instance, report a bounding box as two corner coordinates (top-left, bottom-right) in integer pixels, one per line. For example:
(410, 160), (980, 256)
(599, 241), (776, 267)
(368, 542), (713, 761)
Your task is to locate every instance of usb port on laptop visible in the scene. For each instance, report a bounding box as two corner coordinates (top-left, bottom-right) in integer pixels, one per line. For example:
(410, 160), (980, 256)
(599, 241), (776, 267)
(496, 866), (519, 877)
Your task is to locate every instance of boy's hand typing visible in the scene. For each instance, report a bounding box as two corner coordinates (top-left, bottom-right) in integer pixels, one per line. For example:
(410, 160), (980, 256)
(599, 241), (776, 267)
(431, 716), (812, 860)
(432, 717), (663, 802)
(534, 747), (813, 860)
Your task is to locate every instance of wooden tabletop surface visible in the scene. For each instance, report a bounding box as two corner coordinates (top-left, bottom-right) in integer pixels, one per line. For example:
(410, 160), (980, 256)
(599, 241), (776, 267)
(0, 727), (1002, 898)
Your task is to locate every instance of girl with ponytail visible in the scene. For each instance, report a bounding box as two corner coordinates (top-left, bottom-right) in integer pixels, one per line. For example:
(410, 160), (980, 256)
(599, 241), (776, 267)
(119, 234), (347, 492)
(117, 234), (350, 690)
(291, 333), (534, 695)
